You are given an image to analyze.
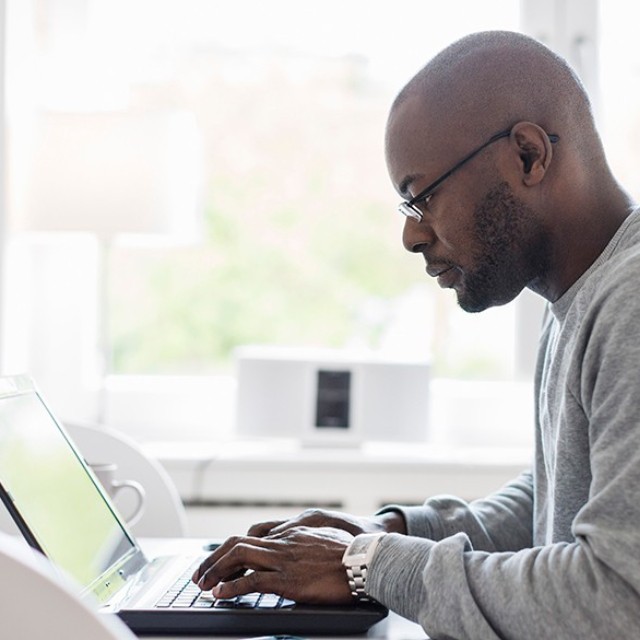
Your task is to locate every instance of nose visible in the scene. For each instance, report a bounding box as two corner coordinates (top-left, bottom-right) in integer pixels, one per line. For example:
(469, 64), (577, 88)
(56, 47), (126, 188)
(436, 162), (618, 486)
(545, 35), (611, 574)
(402, 217), (435, 253)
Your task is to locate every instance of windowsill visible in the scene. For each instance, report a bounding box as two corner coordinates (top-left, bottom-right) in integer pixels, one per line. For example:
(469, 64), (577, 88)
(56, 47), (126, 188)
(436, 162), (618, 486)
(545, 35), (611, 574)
(144, 437), (533, 515)
(145, 437), (532, 466)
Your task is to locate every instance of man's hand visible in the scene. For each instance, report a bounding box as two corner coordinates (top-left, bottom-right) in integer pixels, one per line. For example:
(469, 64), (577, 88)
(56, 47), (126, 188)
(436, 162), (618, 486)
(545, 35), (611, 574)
(247, 508), (406, 538)
(192, 526), (355, 604)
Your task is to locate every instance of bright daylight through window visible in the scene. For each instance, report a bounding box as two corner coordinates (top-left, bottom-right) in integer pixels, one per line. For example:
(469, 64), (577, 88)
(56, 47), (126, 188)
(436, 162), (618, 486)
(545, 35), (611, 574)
(5, 1), (630, 444)
(4, 0), (519, 369)
(95, 0), (517, 378)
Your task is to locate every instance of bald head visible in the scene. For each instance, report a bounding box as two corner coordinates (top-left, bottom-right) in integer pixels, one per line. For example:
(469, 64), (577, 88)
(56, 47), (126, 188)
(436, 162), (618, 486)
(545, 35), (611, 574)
(387, 30), (603, 171)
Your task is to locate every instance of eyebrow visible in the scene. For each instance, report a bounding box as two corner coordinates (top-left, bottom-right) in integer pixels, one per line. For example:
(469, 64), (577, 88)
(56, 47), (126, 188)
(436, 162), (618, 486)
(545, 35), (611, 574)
(398, 173), (425, 198)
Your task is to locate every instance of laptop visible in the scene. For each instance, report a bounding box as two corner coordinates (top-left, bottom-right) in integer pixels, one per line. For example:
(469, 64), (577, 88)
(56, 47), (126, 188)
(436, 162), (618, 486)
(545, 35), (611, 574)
(0, 375), (387, 636)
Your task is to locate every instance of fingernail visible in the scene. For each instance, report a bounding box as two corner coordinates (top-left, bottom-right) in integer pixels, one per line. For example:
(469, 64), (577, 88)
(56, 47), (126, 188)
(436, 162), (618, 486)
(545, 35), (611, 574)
(211, 584), (221, 597)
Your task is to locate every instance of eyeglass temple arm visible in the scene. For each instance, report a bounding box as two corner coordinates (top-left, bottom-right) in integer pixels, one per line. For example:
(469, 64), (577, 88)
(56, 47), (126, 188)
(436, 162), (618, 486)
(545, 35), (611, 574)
(408, 130), (559, 206)
(408, 130), (511, 205)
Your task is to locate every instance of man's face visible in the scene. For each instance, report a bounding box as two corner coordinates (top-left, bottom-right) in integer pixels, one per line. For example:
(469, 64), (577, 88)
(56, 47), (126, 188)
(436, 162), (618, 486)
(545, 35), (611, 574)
(386, 102), (550, 312)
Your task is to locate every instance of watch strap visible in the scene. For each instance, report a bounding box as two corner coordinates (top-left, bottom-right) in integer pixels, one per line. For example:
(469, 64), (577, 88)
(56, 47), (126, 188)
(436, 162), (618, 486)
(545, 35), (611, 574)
(343, 532), (387, 601)
(346, 564), (370, 601)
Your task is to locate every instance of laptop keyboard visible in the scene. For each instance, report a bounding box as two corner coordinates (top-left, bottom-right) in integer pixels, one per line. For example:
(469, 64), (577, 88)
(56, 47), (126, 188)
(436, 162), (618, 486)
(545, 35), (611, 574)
(155, 564), (295, 610)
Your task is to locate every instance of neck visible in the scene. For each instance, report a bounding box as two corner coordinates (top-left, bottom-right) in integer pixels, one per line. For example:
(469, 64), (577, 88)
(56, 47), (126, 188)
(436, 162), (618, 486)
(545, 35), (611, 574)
(532, 185), (635, 302)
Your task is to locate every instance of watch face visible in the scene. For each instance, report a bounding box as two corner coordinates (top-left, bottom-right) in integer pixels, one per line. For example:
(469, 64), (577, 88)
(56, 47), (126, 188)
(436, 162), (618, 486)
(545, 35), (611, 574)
(344, 533), (386, 566)
(350, 535), (374, 555)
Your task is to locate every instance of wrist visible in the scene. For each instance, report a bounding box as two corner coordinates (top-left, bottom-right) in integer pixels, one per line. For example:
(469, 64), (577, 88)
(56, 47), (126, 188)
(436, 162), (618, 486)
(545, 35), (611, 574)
(376, 510), (407, 534)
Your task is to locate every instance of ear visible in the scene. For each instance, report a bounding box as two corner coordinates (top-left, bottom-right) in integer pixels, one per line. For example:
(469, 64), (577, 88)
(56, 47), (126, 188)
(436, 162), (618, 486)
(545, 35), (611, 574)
(509, 121), (555, 187)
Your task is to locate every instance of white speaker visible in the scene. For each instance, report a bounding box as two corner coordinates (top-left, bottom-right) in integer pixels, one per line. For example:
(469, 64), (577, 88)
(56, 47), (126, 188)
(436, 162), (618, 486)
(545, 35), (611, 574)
(234, 346), (430, 446)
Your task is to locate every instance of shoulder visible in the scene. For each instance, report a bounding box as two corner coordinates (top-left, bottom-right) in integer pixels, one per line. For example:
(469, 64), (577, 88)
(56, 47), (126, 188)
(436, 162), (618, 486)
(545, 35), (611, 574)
(593, 239), (640, 307)
(578, 214), (640, 316)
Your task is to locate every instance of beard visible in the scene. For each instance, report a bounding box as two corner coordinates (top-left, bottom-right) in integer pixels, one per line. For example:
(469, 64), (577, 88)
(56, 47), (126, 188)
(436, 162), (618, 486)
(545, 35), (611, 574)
(456, 181), (550, 313)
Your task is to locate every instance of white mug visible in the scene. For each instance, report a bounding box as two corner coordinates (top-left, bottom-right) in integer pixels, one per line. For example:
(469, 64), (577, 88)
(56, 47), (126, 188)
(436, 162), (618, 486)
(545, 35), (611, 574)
(88, 462), (146, 527)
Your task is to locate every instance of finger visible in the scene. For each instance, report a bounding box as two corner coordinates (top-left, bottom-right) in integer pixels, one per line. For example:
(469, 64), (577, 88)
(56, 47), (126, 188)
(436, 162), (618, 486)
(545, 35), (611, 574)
(192, 536), (235, 582)
(247, 519), (285, 537)
(266, 521), (299, 536)
(192, 535), (268, 583)
(265, 508), (331, 536)
(212, 569), (285, 600)
(198, 541), (281, 591)
(268, 510), (355, 536)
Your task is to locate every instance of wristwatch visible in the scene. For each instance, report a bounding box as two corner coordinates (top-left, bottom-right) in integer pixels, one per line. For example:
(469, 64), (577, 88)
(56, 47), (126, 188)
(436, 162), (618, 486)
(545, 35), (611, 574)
(342, 532), (387, 601)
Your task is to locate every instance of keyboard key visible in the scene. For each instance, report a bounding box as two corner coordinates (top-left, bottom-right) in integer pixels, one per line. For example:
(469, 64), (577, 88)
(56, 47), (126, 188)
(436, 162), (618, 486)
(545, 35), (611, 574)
(236, 593), (261, 606)
(213, 598), (239, 609)
(155, 600), (173, 608)
(191, 600), (215, 608)
(258, 593), (282, 608)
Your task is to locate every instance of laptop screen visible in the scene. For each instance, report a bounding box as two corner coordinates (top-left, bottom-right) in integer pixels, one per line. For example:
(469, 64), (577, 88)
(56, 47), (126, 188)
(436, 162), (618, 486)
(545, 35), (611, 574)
(0, 386), (137, 591)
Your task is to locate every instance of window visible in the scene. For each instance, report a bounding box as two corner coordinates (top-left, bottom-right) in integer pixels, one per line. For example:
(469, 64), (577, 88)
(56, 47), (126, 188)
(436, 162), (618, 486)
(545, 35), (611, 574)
(598, 0), (640, 204)
(4, 0), (607, 446)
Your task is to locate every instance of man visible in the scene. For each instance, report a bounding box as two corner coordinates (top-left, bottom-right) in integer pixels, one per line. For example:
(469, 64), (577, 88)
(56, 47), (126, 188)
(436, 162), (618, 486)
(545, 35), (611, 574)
(193, 31), (640, 639)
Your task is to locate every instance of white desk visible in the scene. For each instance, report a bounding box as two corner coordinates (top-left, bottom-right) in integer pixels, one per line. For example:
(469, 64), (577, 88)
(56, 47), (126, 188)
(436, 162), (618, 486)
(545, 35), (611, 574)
(139, 538), (427, 640)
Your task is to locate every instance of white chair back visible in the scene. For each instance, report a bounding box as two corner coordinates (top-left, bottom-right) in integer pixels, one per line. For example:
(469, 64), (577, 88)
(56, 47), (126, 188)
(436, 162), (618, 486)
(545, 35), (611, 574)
(0, 533), (136, 640)
(65, 423), (189, 538)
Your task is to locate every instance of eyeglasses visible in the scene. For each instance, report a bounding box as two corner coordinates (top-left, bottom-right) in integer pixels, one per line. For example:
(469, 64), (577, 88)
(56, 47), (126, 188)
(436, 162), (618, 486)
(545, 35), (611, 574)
(397, 128), (560, 222)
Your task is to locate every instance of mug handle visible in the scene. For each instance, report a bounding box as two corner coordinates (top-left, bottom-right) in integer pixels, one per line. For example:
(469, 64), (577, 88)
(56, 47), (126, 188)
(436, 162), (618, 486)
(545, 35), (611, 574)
(111, 479), (146, 527)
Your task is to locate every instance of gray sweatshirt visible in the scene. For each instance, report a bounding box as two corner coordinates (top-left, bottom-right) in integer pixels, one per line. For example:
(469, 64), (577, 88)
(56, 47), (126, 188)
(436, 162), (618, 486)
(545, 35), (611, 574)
(367, 209), (640, 639)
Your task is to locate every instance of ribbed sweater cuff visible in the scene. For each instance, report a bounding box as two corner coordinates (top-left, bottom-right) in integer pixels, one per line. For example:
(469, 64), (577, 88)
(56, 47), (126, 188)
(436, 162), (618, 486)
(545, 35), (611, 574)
(366, 532), (434, 622)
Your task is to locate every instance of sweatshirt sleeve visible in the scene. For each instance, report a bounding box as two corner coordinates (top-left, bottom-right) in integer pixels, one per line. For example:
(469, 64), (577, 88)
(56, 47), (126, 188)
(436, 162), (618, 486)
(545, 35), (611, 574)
(367, 529), (640, 640)
(365, 249), (640, 640)
(377, 470), (534, 551)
